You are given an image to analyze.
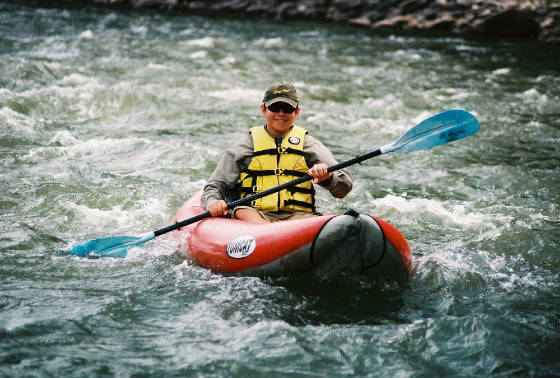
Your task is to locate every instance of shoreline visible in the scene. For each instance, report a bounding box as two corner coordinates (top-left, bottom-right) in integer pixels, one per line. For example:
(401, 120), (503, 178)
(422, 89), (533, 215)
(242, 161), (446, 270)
(83, 0), (560, 43)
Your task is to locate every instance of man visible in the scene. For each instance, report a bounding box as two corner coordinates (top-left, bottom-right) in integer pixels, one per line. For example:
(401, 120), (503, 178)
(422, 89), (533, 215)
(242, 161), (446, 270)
(202, 82), (353, 223)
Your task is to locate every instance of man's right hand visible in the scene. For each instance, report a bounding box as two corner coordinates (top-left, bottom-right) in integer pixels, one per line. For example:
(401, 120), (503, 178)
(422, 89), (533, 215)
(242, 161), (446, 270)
(206, 199), (228, 217)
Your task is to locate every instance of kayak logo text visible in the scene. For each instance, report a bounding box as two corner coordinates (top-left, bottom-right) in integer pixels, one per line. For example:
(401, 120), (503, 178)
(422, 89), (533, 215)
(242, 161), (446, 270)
(226, 236), (256, 259)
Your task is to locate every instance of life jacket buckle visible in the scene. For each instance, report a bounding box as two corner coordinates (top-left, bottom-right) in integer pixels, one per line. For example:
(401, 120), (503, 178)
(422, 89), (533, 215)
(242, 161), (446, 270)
(252, 185), (260, 193)
(277, 146), (287, 154)
(274, 168), (284, 176)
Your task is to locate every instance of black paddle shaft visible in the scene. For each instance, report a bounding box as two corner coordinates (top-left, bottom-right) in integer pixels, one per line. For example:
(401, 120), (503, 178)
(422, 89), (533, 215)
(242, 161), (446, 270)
(153, 148), (382, 237)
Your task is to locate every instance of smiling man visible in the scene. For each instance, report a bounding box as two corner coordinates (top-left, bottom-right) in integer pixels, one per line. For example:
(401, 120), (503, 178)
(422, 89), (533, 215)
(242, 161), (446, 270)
(202, 82), (353, 223)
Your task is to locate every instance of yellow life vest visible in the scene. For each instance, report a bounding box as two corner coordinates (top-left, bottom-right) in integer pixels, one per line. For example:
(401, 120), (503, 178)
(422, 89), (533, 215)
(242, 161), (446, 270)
(240, 125), (315, 213)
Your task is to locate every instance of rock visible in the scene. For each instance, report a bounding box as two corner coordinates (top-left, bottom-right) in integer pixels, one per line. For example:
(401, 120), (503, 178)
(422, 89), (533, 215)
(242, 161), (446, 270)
(298, 4), (327, 20)
(327, 0), (363, 23)
(85, 0), (560, 43)
(540, 11), (560, 43)
(399, 0), (431, 15)
(361, 9), (387, 23)
(212, 0), (249, 12)
(332, 0), (363, 13)
(290, 0), (328, 20)
(246, 0), (277, 16)
(187, 2), (213, 11)
(349, 16), (372, 26)
(374, 15), (419, 31)
(474, 9), (540, 37)
(423, 8), (439, 21)
(426, 13), (456, 31)
(131, 0), (177, 7)
(275, 2), (297, 20)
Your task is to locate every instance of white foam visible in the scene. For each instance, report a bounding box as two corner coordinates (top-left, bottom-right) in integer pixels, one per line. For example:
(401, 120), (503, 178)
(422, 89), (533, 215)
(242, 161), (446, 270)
(49, 130), (79, 146)
(254, 37), (283, 48)
(434, 88), (471, 102)
(68, 197), (168, 233)
(520, 88), (547, 103)
(22, 136), (151, 163)
(208, 88), (262, 103)
(516, 88), (556, 113)
(492, 68), (511, 75)
(0, 87), (13, 100)
(131, 25), (148, 36)
(28, 36), (78, 60)
(127, 233), (178, 259)
(412, 110), (434, 125)
(62, 73), (97, 85)
(362, 94), (404, 115)
(527, 120), (542, 129)
(0, 106), (35, 129)
(455, 44), (489, 53)
(220, 56), (237, 65)
(186, 37), (215, 48)
(392, 49), (422, 61)
(483, 253), (560, 293)
(70, 204), (135, 228)
(80, 30), (94, 39)
(189, 51), (207, 59)
(147, 63), (168, 70)
(372, 194), (489, 228)
(178, 28), (195, 36)
(350, 117), (379, 131)
(72, 136), (150, 155)
(304, 111), (330, 125)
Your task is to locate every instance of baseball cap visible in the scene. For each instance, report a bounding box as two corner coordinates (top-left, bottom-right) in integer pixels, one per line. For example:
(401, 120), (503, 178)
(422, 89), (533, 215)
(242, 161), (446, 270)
(263, 82), (299, 108)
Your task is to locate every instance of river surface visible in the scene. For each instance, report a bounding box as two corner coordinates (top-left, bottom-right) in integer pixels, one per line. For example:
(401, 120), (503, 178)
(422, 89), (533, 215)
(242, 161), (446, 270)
(1, 2), (559, 377)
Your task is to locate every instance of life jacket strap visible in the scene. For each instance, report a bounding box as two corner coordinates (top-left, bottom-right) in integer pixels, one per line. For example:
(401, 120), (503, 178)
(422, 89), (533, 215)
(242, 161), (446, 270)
(242, 168), (307, 177)
(287, 186), (315, 195)
(283, 199), (315, 211)
(252, 147), (305, 157)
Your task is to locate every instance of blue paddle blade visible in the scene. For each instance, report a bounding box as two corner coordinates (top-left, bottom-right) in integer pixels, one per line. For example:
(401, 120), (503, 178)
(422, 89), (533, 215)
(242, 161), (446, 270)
(380, 110), (479, 154)
(69, 232), (155, 258)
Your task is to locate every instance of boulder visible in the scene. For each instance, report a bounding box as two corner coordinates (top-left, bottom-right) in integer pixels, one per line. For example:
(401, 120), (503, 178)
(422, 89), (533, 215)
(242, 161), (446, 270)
(131, 0), (177, 7)
(426, 13), (456, 31)
(212, 0), (249, 12)
(474, 9), (540, 37)
(327, 0), (364, 22)
(399, 0), (431, 15)
(374, 15), (420, 31)
(85, 0), (560, 43)
(246, 0), (277, 16)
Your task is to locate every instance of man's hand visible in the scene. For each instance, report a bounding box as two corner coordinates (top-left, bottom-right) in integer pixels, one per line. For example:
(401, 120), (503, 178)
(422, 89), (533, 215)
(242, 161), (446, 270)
(308, 163), (332, 184)
(206, 199), (228, 217)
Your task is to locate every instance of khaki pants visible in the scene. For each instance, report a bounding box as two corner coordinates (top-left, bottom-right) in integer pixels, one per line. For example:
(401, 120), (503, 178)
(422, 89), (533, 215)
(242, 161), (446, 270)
(232, 206), (317, 222)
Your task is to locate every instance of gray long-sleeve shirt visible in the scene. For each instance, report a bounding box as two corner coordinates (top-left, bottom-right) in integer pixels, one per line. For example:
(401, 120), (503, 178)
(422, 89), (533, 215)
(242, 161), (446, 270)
(201, 127), (353, 210)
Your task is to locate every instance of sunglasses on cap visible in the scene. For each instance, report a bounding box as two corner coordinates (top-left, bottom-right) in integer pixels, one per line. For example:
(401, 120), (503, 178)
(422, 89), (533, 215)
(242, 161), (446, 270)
(266, 102), (297, 114)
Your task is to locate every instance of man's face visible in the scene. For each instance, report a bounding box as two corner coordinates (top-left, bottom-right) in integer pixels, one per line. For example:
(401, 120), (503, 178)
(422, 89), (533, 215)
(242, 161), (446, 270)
(261, 102), (300, 138)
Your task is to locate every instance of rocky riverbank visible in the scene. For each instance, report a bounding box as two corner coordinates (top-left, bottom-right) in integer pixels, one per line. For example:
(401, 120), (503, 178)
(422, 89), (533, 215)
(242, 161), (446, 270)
(89, 0), (560, 43)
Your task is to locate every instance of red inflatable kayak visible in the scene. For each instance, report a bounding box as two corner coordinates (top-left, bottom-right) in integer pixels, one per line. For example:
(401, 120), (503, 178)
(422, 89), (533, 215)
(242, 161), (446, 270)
(172, 191), (413, 281)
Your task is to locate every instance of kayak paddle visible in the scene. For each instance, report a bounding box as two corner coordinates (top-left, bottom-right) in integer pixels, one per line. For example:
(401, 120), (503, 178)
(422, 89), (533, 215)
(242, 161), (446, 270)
(69, 109), (479, 258)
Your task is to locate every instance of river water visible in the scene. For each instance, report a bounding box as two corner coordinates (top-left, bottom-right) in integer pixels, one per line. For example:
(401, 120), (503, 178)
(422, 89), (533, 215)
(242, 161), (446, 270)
(1, 2), (559, 377)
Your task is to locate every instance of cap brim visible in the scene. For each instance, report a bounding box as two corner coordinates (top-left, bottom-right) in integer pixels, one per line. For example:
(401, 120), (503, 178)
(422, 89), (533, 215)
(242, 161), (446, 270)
(264, 97), (298, 108)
